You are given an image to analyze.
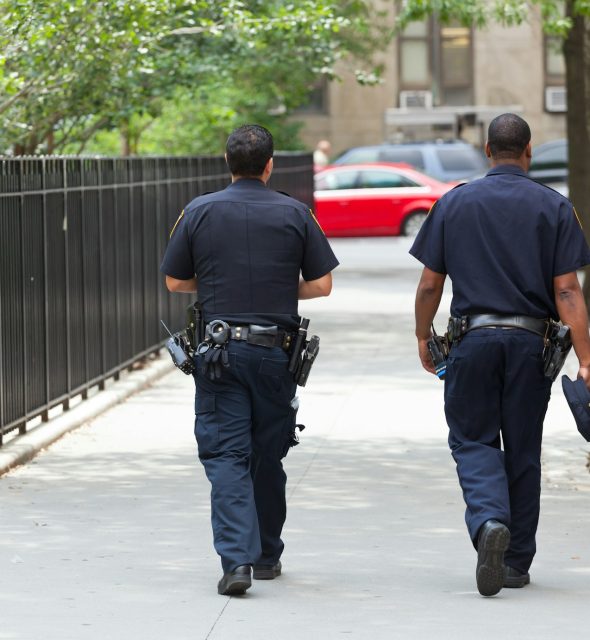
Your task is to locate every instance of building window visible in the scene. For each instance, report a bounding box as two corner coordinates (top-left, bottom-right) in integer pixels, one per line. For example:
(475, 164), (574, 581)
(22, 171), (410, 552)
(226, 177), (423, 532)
(440, 23), (472, 105)
(400, 21), (430, 87)
(294, 77), (329, 114)
(544, 36), (566, 113)
(399, 20), (473, 106)
(545, 36), (565, 79)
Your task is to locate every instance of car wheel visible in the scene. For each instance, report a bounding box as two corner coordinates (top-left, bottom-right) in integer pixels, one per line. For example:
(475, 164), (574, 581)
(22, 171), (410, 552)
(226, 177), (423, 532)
(402, 211), (428, 237)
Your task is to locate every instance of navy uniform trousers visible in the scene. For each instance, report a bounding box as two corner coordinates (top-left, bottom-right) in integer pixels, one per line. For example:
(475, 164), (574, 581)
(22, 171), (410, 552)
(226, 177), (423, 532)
(193, 340), (297, 573)
(444, 328), (552, 573)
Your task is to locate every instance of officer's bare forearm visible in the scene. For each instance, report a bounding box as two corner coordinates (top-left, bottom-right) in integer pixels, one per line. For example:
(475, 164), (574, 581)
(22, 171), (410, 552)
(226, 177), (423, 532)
(299, 273), (332, 299)
(415, 268), (446, 340)
(165, 275), (198, 293)
(554, 272), (590, 365)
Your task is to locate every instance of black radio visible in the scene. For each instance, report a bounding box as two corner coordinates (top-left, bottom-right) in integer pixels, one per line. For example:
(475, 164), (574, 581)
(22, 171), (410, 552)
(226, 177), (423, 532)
(161, 320), (195, 375)
(427, 326), (449, 380)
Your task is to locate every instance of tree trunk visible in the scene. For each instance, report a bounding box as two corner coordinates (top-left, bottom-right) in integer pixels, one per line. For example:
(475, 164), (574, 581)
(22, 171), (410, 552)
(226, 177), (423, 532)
(45, 130), (55, 155)
(564, 5), (590, 305)
(120, 121), (131, 156)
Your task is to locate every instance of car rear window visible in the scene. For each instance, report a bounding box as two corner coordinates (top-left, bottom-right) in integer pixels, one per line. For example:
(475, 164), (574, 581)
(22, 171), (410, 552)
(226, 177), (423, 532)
(359, 170), (419, 188)
(337, 148), (380, 163)
(530, 144), (567, 168)
(378, 149), (425, 169)
(436, 148), (485, 172)
(315, 170), (359, 190)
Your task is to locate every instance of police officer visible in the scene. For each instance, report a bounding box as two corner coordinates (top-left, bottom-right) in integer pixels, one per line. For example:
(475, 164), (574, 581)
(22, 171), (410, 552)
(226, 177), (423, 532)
(160, 124), (339, 596)
(410, 113), (590, 596)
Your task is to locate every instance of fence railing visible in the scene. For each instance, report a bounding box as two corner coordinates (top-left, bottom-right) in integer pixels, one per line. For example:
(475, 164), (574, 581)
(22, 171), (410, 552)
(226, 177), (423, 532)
(0, 153), (313, 444)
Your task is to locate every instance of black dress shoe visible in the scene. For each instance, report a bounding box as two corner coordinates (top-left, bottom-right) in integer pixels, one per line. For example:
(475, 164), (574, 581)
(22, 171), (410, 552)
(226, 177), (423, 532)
(217, 565), (252, 596)
(253, 560), (282, 580)
(504, 565), (530, 588)
(476, 520), (510, 596)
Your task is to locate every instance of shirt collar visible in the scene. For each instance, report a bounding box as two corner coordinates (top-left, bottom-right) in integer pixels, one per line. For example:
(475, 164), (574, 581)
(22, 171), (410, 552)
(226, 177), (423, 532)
(226, 177), (267, 189)
(486, 164), (528, 177)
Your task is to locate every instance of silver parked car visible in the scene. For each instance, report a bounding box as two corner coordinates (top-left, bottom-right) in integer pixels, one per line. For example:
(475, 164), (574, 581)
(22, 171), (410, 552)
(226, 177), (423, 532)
(332, 140), (489, 183)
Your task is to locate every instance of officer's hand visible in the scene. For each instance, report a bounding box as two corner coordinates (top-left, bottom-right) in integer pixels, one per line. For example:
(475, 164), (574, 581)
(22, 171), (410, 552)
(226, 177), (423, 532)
(578, 365), (590, 390)
(418, 338), (436, 375)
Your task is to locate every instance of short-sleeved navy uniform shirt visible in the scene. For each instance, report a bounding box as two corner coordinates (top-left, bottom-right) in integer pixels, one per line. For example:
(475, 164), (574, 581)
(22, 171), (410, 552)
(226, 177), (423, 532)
(160, 178), (339, 330)
(410, 164), (590, 320)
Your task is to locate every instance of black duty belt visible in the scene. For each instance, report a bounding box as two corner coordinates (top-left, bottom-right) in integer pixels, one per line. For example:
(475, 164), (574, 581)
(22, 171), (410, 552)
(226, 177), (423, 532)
(466, 314), (548, 337)
(229, 324), (293, 350)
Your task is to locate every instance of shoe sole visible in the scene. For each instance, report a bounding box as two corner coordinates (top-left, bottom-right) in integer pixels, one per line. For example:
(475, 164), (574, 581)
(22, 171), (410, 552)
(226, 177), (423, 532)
(253, 567), (281, 580)
(218, 577), (252, 596)
(476, 524), (510, 597)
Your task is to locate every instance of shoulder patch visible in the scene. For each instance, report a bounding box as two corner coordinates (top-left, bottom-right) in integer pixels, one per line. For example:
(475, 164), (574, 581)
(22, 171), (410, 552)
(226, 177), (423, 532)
(309, 208), (326, 234)
(427, 201), (437, 217)
(169, 209), (185, 238)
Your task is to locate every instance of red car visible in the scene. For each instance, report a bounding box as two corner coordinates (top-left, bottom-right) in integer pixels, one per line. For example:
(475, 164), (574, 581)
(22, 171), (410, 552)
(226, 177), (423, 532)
(313, 162), (454, 237)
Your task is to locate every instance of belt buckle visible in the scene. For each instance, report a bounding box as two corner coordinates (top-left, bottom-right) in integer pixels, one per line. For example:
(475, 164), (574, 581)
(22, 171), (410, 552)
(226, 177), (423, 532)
(248, 324), (278, 337)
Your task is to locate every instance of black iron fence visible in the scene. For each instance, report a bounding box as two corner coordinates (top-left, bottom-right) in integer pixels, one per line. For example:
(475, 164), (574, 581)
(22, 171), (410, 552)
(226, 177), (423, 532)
(0, 153), (313, 444)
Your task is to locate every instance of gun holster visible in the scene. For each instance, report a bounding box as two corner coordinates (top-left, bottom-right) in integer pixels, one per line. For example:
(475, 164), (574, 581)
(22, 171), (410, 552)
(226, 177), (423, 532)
(446, 316), (468, 344)
(543, 322), (572, 381)
(288, 317), (320, 386)
(293, 334), (320, 387)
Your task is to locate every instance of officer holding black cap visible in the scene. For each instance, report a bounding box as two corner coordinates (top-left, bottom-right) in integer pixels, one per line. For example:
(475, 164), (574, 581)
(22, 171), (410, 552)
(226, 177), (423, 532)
(410, 113), (590, 597)
(160, 124), (338, 596)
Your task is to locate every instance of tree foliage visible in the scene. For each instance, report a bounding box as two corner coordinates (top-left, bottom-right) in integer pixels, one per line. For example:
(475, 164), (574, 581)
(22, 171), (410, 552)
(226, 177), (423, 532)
(395, 0), (580, 34)
(0, 0), (387, 155)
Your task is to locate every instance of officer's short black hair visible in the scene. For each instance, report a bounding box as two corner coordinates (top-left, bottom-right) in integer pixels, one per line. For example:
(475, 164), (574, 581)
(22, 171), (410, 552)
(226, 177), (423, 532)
(487, 113), (531, 160)
(226, 125), (274, 177)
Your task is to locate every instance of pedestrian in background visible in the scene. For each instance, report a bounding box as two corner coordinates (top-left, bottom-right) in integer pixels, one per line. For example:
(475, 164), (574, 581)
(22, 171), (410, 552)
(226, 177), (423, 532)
(410, 113), (590, 596)
(313, 139), (331, 168)
(160, 124), (339, 596)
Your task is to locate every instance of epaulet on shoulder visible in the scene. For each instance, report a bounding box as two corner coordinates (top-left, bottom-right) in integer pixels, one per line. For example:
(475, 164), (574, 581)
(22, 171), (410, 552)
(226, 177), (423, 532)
(451, 181), (468, 190)
(276, 190), (292, 198)
(533, 180), (567, 199)
(199, 191), (214, 197)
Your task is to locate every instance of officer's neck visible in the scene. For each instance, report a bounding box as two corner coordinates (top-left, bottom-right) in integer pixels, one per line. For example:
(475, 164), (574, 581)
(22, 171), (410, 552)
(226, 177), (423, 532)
(489, 145), (531, 173)
(491, 159), (528, 172)
(230, 160), (272, 185)
(231, 175), (265, 183)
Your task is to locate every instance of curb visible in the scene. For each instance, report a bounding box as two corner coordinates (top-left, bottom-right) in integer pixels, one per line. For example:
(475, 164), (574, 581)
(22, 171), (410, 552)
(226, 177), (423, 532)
(0, 357), (175, 476)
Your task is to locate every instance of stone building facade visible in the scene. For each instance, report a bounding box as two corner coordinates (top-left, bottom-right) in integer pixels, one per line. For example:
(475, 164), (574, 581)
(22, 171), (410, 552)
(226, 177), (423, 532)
(296, 8), (567, 157)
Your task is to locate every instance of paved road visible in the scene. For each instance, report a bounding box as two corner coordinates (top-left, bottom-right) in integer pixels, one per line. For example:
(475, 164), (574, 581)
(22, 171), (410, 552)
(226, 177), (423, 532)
(1, 237), (590, 640)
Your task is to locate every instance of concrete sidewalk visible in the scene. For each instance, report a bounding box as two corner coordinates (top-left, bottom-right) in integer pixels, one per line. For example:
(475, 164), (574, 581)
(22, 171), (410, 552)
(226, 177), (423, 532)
(2, 237), (590, 640)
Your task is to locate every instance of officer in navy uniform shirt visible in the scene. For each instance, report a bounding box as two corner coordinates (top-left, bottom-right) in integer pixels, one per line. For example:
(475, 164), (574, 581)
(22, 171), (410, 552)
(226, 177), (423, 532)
(161, 124), (339, 596)
(410, 113), (590, 597)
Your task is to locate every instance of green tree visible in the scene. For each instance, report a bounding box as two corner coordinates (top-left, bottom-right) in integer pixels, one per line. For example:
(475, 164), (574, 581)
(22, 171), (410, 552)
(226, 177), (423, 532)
(395, 0), (590, 302)
(0, 0), (387, 155)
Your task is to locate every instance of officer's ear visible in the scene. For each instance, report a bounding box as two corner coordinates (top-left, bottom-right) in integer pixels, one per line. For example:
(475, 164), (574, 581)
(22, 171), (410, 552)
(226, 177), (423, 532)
(262, 157), (273, 184)
(484, 142), (492, 159)
(525, 143), (532, 159)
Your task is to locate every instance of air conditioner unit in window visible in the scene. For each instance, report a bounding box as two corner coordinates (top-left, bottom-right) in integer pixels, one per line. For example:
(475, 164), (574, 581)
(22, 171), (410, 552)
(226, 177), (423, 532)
(399, 90), (433, 109)
(545, 86), (567, 113)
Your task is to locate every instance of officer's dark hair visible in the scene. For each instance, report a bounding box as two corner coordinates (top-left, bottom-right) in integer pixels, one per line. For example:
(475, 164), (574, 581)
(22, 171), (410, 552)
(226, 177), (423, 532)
(226, 125), (274, 177)
(487, 113), (531, 160)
